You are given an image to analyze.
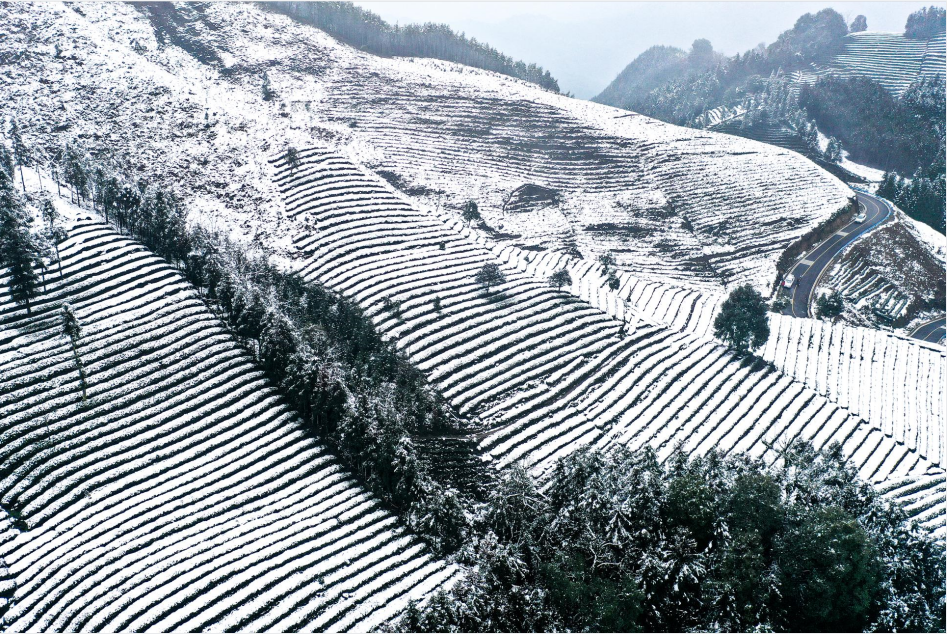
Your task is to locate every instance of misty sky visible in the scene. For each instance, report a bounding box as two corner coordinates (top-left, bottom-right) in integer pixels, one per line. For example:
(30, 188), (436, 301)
(355, 2), (935, 98)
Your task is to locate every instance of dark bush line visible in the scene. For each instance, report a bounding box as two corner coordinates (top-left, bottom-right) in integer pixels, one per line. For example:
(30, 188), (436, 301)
(43, 153), (475, 555)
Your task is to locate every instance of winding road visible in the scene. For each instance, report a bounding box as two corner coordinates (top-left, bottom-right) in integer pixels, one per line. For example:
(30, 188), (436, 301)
(783, 191), (890, 318)
(780, 191), (945, 346)
(910, 318), (947, 345)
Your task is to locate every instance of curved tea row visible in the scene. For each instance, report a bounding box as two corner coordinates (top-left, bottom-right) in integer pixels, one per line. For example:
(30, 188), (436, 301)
(0, 222), (453, 632)
(510, 248), (946, 470)
(272, 148), (944, 537)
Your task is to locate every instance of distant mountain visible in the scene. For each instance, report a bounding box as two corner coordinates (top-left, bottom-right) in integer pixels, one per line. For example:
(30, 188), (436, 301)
(595, 6), (946, 233)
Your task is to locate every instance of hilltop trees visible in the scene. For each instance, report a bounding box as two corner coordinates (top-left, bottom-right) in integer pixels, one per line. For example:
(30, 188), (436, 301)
(904, 6), (946, 39)
(713, 284), (770, 353)
(769, 8), (848, 63)
(850, 15), (868, 33)
(270, 2), (560, 92)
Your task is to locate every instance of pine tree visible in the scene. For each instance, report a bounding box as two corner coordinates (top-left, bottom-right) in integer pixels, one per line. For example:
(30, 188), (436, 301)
(61, 303), (88, 403)
(0, 144), (14, 181)
(0, 170), (39, 314)
(4, 225), (39, 314)
(9, 118), (30, 192)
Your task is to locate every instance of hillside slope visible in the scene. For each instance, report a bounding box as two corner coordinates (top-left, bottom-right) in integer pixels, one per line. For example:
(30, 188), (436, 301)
(499, 245), (947, 468)
(794, 31), (947, 96)
(815, 211), (946, 329)
(0, 213), (453, 631)
(270, 148), (945, 539)
(0, 1), (852, 295)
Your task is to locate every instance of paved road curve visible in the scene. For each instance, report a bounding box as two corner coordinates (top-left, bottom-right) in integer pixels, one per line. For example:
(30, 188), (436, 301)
(910, 318), (946, 345)
(783, 191), (891, 318)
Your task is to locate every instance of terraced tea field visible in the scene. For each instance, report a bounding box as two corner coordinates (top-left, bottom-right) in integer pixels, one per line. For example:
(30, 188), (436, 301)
(510, 249), (946, 469)
(794, 31), (946, 96)
(273, 148), (945, 537)
(0, 221), (453, 631)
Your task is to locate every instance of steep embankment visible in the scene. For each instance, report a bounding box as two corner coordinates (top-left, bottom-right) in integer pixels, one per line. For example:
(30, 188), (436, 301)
(813, 211), (946, 327)
(0, 1), (852, 295)
(0, 212), (454, 631)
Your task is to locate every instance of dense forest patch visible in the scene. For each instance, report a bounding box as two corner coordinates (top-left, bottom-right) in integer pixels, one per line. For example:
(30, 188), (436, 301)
(398, 443), (946, 633)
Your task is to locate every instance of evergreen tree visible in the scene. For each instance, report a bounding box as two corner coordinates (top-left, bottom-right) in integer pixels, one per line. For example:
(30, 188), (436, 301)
(713, 284), (770, 353)
(402, 443), (946, 633)
(475, 262), (505, 292)
(816, 289), (844, 319)
(598, 253), (616, 273)
(61, 303), (88, 403)
(824, 136), (842, 163)
(905, 6), (946, 39)
(9, 118), (30, 191)
(62, 143), (88, 205)
(0, 171), (39, 314)
(0, 144), (14, 181)
(283, 146), (301, 174)
(548, 268), (572, 290)
(462, 200), (481, 224)
(262, 71), (275, 101)
(3, 222), (39, 314)
(849, 15), (868, 32)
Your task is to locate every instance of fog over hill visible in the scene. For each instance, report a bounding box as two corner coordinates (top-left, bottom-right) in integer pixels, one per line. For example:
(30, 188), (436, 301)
(357, 1), (937, 98)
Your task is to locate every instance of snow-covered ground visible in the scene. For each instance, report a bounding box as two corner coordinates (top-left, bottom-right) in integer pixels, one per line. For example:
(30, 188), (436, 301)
(0, 1), (853, 296)
(0, 207), (455, 631)
(0, 4), (943, 628)
(270, 149), (944, 537)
